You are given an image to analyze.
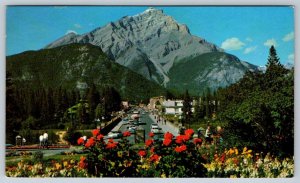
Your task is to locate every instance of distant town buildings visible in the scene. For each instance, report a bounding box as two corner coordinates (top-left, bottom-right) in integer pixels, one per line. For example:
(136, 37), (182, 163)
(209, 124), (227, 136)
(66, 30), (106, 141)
(122, 101), (129, 109)
(148, 96), (165, 110)
(148, 96), (196, 115)
(163, 100), (184, 115)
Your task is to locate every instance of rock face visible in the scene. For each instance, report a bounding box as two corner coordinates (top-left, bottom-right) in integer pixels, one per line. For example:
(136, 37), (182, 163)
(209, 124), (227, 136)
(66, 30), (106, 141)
(167, 52), (258, 94)
(45, 8), (222, 85)
(45, 7), (258, 93)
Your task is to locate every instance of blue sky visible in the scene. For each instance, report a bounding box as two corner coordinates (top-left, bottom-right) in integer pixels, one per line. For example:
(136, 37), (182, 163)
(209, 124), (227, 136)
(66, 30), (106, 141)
(6, 6), (294, 66)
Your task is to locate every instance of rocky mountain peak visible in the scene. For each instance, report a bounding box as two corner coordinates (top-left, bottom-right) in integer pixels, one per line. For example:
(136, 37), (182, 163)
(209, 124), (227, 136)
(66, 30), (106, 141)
(45, 8), (251, 89)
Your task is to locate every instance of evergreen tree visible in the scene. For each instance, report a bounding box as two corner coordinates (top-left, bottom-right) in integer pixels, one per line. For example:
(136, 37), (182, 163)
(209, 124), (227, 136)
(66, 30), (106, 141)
(182, 90), (192, 128)
(87, 84), (100, 122)
(205, 88), (211, 118)
(265, 45), (287, 84)
(6, 72), (21, 143)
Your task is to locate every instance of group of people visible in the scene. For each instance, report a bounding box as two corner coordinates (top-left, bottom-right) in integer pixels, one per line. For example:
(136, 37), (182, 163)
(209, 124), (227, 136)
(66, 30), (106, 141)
(39, 131), (49, 149)
(198, 125), (223, 145)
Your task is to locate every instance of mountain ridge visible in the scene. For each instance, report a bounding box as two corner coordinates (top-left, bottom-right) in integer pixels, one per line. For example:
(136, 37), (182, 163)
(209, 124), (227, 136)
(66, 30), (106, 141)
(43, 7), (258, 94)
(7, 43), (167, 102)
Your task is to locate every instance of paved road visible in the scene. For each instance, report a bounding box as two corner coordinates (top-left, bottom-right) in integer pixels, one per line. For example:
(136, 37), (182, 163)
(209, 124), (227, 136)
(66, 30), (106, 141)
(118, 112), (164, 143)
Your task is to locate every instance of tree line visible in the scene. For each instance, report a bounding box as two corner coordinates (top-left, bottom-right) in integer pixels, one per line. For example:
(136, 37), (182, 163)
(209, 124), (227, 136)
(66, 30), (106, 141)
(6, 78), (122, 144)
(180, 46), (293, 157)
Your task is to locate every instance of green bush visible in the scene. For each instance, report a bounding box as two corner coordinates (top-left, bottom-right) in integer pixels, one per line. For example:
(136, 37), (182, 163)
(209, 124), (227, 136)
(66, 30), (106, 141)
(33, 151), (43, 163)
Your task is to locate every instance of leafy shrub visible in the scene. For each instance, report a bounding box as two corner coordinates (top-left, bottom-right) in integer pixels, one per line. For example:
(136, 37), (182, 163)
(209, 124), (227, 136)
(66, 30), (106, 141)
(33, 151), (43, 163)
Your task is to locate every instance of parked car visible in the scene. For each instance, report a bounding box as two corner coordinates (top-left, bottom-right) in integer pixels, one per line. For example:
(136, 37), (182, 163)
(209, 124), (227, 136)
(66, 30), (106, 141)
(127, 125), (137, 133)
(107, 131), (123, 139)
(151, 126), (162, 134)
(151, 123), (158, 129)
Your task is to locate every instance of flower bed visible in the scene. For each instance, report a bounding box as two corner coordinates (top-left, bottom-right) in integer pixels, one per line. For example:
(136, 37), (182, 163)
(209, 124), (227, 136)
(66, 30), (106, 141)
(6, 129), (294, 177)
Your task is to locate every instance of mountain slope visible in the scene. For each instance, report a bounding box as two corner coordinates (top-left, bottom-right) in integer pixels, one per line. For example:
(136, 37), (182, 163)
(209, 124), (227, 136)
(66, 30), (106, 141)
(6, 43), (166, 101)
(45, 8), (222, 85)
(167, 52), (258, 94)
(44, 7), (258, 93)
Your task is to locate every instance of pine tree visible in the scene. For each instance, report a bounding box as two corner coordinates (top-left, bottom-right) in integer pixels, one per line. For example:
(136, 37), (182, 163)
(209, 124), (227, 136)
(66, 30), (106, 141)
(182, 90), (192, 128)
(265, 45), (287, 82)
(87, 84), (100, 122)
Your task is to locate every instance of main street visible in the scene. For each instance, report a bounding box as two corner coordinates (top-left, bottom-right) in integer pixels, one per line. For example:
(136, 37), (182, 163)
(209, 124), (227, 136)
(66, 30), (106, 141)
(105, 108), (179, 144)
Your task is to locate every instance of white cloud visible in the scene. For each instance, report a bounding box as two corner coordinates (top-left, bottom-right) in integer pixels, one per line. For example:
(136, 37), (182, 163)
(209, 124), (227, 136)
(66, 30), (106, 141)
(65, 30), (77, 35)
(243, 46), (257, 54)
(74, 23), (82, 29)
(288, 54), (294, 62)
(282, 32), (294, 42)
(221, 37), (245, 51)
(264, 38), (277, 47)
(246, 37), (253, 42)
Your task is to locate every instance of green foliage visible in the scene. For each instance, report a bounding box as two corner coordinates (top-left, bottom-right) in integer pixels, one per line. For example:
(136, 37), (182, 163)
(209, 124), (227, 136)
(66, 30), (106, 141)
(33, 151), (44, 163)
(218, 46), (293, 156)
(6, 43), (166, 102)
(182, 90), (192, 127)
(64, 126), (82, 145)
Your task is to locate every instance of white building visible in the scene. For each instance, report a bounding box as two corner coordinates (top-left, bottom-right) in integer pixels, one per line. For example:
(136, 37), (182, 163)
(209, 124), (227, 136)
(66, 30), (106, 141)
(163, 99), (195, 115)
(163, 100), (183, 115)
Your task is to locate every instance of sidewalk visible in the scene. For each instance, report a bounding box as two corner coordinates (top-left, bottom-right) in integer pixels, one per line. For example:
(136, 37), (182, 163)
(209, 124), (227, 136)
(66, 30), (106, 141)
(149, 114), (179, 136)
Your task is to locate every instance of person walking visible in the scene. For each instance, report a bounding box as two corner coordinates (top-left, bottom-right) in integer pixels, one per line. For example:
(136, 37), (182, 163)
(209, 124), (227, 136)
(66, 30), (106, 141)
(39, 135), (44, 148)
(43, 131), (49, 149)
(205, 125), (212, 144)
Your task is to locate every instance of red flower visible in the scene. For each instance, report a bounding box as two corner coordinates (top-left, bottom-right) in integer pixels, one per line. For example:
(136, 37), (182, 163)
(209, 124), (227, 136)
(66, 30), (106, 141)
(233, 158), (239, 165)
(108, 138), (114, 143)
(185, 129), (194, 137)
(77, 137), (84, 145)
(175, 135), (190, 144)
(193, 138), (203, 145)
(85, 137), (95, 148)
(164, 132), (173, 140)
(163, 138), (172, 146)
(123, 131), (131, 137)
(145, 139), (154, 147)
(149, 132), (155, 137)
(106, 142), (118, 149)
(220, 153), (226, 163)
(175, 145), (187, 153)
(97, 134), (104, 140)
(138, 150), (147, 157)
(149, 154), (160, 162)
(79, 156), (87, 169)
(92, 129), (100, 136)
(150, 147), (155, 153)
